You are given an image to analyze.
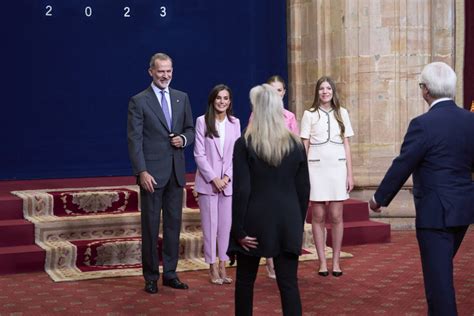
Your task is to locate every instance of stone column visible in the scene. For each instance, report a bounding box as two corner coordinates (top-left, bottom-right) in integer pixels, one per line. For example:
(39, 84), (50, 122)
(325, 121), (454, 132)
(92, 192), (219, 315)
(288, 0), (457, 228)
(288, 0), (456, 186)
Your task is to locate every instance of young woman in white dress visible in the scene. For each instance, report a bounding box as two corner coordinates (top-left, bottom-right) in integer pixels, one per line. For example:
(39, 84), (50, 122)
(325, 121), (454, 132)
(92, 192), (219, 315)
(300, 76), (354, 277)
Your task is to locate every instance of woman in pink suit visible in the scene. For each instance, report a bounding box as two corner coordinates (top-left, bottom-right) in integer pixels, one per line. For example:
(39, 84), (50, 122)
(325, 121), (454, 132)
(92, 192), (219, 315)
(194, 84), (241, 285)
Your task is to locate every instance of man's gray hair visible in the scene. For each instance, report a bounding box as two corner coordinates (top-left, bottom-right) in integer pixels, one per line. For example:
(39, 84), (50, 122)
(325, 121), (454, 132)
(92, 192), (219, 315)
(420, 62), (457, 99)
(149, 53), (173, 68)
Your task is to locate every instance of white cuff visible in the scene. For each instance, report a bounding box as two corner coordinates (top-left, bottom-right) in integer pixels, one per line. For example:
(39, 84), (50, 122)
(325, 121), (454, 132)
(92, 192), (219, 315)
(371, 196), (378, 205)
(181, 134), (187, 147)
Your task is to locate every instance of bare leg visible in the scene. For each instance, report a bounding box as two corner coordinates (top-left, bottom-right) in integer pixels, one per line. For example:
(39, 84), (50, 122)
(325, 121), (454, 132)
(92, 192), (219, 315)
(266, 258), (276, 279)
(219, 260), (233, 284)
(209, 262), (223, 285)
(311, 202), (327, 272)
(328, 201), (344, 272)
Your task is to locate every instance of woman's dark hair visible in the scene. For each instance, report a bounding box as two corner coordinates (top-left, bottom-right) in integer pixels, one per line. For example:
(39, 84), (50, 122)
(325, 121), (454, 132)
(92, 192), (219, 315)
(205, 84), (234, 138)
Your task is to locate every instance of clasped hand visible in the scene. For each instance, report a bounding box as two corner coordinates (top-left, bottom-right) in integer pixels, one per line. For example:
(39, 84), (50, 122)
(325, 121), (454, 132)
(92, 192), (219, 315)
(212, 176), (229, 192)
(170, 134), (183, 148)
(238, 236), (258, 251)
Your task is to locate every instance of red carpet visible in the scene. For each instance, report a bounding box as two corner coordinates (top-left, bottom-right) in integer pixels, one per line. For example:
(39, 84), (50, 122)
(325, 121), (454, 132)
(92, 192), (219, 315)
(72, 237), (143, 272)
(0, 230), (472, 315)
(39, 187), (139, 217)
(11, 186), (139, 218)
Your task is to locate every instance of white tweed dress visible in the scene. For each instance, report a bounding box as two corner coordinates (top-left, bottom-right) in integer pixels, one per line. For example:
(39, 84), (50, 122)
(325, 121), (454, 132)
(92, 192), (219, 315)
(300, 107), (354, 201)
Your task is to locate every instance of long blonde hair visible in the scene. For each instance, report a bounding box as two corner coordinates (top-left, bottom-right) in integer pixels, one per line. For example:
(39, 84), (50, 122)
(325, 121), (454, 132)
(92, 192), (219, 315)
(245, 84), (301, 166)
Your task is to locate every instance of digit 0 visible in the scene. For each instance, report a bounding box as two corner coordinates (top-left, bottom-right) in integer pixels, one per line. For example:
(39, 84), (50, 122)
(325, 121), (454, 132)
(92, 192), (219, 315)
(84, 6), (92, 17)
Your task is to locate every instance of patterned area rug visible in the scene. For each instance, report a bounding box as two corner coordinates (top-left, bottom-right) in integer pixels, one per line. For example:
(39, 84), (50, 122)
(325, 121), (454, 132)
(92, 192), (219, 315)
(12, 185), (352, 282)
(11, 186), (140, 221)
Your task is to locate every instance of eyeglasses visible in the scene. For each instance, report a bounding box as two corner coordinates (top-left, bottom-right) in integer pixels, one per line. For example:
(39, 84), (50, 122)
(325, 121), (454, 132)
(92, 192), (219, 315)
(418, 83), (426, 89)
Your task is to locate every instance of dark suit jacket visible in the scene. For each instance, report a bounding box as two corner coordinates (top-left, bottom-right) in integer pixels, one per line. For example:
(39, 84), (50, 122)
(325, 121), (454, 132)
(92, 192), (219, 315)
(228, 136), (310, 258)
(374, 100), (474, 228)
(127, 86), (195, 187)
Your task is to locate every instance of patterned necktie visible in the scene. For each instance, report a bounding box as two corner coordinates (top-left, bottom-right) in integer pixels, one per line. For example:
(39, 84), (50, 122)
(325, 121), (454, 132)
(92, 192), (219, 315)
(160, 90), (172, 130)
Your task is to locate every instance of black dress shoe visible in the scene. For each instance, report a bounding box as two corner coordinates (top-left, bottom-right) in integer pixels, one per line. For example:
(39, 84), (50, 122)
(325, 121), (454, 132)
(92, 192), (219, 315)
(144, 280), (158, 294)
(332, 271), (343, 277)
(163, 278), (189, 289)
(318, 271), (329, 277)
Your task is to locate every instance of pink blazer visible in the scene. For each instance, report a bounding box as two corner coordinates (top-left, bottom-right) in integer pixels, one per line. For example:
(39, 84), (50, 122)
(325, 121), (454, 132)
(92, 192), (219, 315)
(248, 109), (299, 134)
(194, 115), (241, 196)
(283, 109), (299, 135)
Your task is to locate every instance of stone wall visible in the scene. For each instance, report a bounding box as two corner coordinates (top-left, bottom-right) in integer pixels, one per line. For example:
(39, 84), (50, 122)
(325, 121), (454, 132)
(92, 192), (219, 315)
(287, 0), (459, 227)
(288, 0), (456, 187)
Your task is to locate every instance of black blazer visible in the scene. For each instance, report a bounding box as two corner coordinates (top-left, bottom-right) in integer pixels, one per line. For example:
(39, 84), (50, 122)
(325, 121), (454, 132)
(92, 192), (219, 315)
(228, 136), (310, 258)
(374, 100), (474, 228)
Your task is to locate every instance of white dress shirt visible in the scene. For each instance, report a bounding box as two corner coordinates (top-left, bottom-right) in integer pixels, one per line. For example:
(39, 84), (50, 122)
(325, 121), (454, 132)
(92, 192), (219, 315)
(216, 116), (227, 153)
(150, 83), (188, 147)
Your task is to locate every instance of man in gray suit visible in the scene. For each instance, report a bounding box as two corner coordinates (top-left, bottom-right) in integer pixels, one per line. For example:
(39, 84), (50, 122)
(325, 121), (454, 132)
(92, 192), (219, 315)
(128, 53), (195, 294)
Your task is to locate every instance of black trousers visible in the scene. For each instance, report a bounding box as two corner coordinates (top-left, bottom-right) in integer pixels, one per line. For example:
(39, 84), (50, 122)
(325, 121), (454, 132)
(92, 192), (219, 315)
(140, 167), (183, 281)
(416, 226), (468, 316)
(235, 252), (302, 316)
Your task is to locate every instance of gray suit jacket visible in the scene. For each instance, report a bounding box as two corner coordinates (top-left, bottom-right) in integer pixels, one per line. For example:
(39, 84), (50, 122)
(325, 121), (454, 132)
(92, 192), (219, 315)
(127, 85), (195, 188)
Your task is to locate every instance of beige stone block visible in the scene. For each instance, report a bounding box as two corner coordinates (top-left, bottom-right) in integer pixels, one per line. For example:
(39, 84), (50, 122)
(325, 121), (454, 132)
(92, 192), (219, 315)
(357, 56), (375, 74)
(288, 38), (302, 54)
(371, 29), (392, 55)
(358, 29), (372, 55)
(432, 29), (455, 56)
(405, 1), (429, 27)
(433, 0), (454, 29)
(373, 55), (396, 74)
(406, 29), (430, 52)
(288, 3), (302, 38)
(380, 1), (397, 27)
(406, 55), (427, 76)
(302, 34), (317, 61)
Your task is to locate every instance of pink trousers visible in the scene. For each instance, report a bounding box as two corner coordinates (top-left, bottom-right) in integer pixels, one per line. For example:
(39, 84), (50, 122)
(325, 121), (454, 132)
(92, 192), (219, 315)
(198, 193), (232, 263)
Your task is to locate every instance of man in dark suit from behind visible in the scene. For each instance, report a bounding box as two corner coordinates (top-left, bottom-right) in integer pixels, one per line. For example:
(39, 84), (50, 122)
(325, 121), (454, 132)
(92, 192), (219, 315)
(369, 61), (474, 315)
(128, 53), (195, 294)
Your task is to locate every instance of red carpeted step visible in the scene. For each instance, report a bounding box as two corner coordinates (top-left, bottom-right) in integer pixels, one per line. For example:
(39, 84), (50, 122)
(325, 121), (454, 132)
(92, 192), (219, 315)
(185, 173), (195, 182)
(0, 245), (45, 274)
(0, 220), (35, 247)
(72, 238), (142, 272)
(325, 220), (391, 246)
(306, 199), (370, 223)
(0, 196), (23, 220)
(185, 185), (198, 209)
(340, 199), (370, 221)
